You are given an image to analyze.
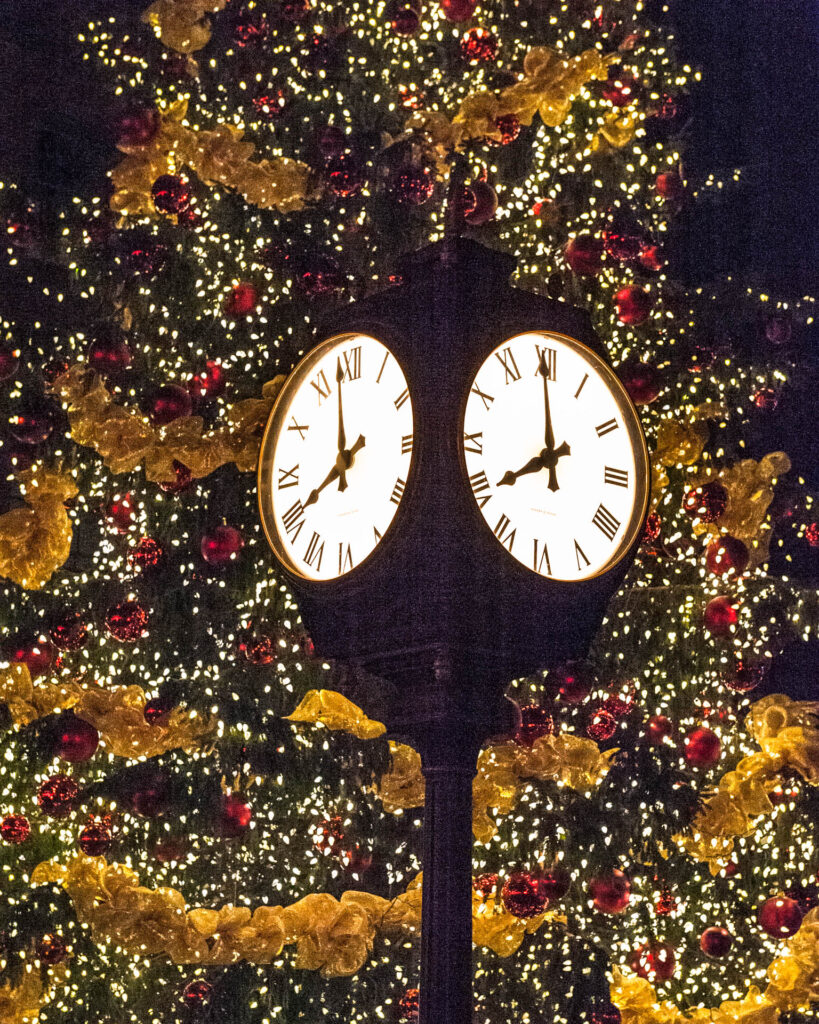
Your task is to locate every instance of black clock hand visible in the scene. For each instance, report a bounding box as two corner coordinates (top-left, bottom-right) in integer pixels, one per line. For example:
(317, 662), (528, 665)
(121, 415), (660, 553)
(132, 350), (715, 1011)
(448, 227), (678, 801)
(539, 349), (569, 492)
(304, 464), (342, 508)
(336, 359), (347, 491)
(304, 435), (366, 507)
(540, 350), (555, 453)
(497, 455), (544, 487)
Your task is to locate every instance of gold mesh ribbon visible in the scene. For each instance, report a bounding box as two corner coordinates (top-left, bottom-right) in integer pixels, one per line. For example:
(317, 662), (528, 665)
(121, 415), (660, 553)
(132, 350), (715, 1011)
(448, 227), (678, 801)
(142, 0), (227, 53)
(0, 967), (43, 1024)
(0, 465), (77, 590)
(285, 690), (386, 741)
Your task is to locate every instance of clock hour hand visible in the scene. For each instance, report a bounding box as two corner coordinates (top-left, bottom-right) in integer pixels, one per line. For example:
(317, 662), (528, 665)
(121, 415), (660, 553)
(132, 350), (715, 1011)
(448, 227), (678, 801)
(497, 454), (544, 487)
(305, 435), (366, 506)
(304, 464), (342, 508)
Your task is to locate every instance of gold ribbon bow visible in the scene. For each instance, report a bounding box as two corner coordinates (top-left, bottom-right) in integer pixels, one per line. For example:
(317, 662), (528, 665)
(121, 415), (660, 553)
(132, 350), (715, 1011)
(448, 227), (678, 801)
(285, 690), (387, 741)
(142, 0), (227, 53)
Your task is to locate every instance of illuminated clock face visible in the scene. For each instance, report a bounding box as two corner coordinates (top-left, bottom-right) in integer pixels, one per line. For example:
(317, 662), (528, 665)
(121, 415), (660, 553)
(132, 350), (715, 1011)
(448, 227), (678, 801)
(462, 330), (649, 581)
(258, 333), (413, 581)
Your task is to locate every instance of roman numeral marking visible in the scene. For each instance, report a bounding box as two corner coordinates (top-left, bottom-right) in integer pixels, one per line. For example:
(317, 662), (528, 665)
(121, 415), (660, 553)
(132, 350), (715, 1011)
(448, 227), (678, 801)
(535, 344), (557, 381)
(463, 431), (483, 455)
(376, 351), (389, 384)
(390, 478), (406, 505)
(575, 540), (590, 570)
(469, 470), (492, 508)
(282, 500), (305, 542)
(304, 531), (325, 570)
(338, 543), (354, 574)
(495, 346), (521, 384)
(470, 382), (494, 410)
(596, 418), (619, 437)
(288, 417), (309, 440)
(574, 373), (589, 399)
(533, 539), (551, 575)
(604, 466), (628, 488)
(277, 464), (299, 489)
(340, 346), (361, 381)
(401, 434), (413, 455)
(493, 514), (516, 552)
(311, 369), (331, 404)
(592, 503), (620, 541)
(394, 387), (410, 411)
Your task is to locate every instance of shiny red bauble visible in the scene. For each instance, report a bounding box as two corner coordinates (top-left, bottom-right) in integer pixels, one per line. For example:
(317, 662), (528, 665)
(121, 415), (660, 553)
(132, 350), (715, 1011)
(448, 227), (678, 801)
(655, 172), (685, 201)
(630, 941), (676, 981)
(181, 979), (213, 1009)
(189, 360), (226, 401)
(473, 872), (499, 898)
(501, 871), (549, 918)
(129, 536), (165, 570)
(682, 481), (728, 523)
(150, 384), (193, 426)
(37, 774), (79, 818)
(397, 988), (420, 1022)
(602, 67), (639, 107)
(105, 493), (135, 533)
(493, 112), (522, 145)
(603, 218), (644, 261)
(105, 599), (149, 642)
(239, 635), (277, 665)
(440, 0), (477, 21)
(614, 285), (653, 325)
(224, 282), (260, 317)
(654, 888), (677, 916)
(388, 164), (435, 206)
(638, 244), (665, 271)
(201, 525), (244, 565)
(724, 659), (764, 694)
(706, 536), (749, 577)
(11, 638), (57, 679)
(703, 596), (738, 635)
(327, 154), (365, 198)
(646, 715), (674, 745)
(538, 865), (571, 901)
(463, 180), (498, 225)
(684, 727), (721, 767)
(388, 1), (420, 35)
(460, 26), (498, 63)
(0, 346), (20, 381)
(298, 254), (344, 296)
(620, 360), (662, 405)
(151, 174), (191, 215)
(9, 405), (55, 444)
(758, 896), (803, 938)
(515, 703), (554, 746)
(87, 333), (132, 375)
(130, 770), (170, 818)
(36, 933), (68, 965)
(589, 869), (630, 913)
(315, 815), (345, 855)
(806, 522), (819, 547)
(219, 793), (252, 838)
(317, 125), (346, 159)
(252, 88), (289, 121)
(550, 661), (594, 704)
(115, 106), (160, 149)
(643, 511), (662, 543)
(79, 821), (113, 856)
(153, 835), (188, 863)
(564, 234), (604, 276)
(753, 387), (779, 411)
(700, 926), (733, 957)
(54, 714), (100, 763)
(586, 707), (618, 742)
(1, 813), (31, 844)
(158, 460), (194, 494)
(143, 695), (174, 724)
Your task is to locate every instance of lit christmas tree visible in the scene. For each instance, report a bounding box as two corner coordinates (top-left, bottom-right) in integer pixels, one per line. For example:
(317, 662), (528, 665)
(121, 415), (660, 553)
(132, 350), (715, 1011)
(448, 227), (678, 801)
(1, 2), (818, 1024)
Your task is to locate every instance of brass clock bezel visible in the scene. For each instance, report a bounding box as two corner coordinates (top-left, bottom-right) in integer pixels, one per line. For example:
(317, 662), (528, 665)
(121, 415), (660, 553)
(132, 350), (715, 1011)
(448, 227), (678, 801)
(257, 331), (416, 583)
(459, 328), (650, 583)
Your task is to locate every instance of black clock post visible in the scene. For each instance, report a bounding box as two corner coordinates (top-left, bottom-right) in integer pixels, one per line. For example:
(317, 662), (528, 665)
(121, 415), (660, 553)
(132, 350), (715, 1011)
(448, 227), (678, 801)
(259, 238), (647, 1024)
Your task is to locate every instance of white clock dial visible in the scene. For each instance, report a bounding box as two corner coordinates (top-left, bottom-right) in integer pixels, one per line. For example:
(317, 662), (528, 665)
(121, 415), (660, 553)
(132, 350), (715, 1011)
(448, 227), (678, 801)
(462, 330), (649, 581)
(258, 333), (413, 581)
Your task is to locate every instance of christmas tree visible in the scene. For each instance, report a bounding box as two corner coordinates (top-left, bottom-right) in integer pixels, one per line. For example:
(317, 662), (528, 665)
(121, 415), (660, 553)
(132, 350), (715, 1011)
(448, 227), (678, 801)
(1, 1), (818, 1023)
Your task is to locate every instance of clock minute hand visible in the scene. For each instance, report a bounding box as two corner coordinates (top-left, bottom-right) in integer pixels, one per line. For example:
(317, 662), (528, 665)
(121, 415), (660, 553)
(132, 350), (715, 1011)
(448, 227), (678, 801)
(335, 359), (347, 491)
(540, 350), (555, 452)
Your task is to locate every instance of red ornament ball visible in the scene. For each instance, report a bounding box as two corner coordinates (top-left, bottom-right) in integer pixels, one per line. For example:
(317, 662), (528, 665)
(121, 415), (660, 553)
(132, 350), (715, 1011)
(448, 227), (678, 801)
(682, 481), (728, 523)
(54, 714), (99, 763)
(440, 0), (477, 22)
(630, 941), (676, 981)
(703, 596), (738, 635)
(327, 154), (365, 198)
(515, 703), (554, 746)
(49, 613), (89, 652)
(189, 360), (226, 401)
(38, 774), (79, 818)
(130, 536), (165, 570)
(494, 113), (521, 145)
(764, 311), (793, 347)
(115, 106), (160, 149)
(317, 125), (346, 159)
(79, 821), (113, 856)
(758, 896), (803, 938)
(620, 360), (662, 405)
(36, 934), (68, 965)
(150, 384), (193, 426)
(105, 599), (149, 642)
(388, 164), (435, 206)
(684, 727), (721, 767)
(220, 793), (252, 838)
(551, 661), (594, 704)
(654, 887), (677, 916)
(656, 172), (685, 201)
(1, 813), (31, 845)
(724, 659), (764, 694)
(239, 635), (277, 665)
(234, 7), (270, 46)
(643, 511), (662, 543)
(460, 26), (498, 63)
(590, 1004), (622, 1024)
(181, 980), (213, 1010)
(153, 835), (188, 864)
(397, 988), (420, 1022)
(587, 707), (618, 742)
(603, 220), (644, 261)
(9, 405), (56, 444)
(700, 926), (733, 957)
(151, 174), (191, 216)
(315, 815), (345, 855)
(125, 235), (168, 275)
(538, 865), (571, 901)
(0, 346), (20, 381)
(463, 180), (498, 225)
(224, 282), (259, 317)
(201, 525), (244, 565)
(88, 332), (132, 375)
(753, 387), (778, 411)
(251, 88), (288, 120)
(805, 522), (819, 547)
(388, 1), (420, 35)
(646, 715), (674, 745)
(159, 460), (194, 494)
(11, 639), (56, 679)
(131, 770), (170, 818)
(602, 67), (639, 107)
(473, 872), (499, 898)
(298, 253), (344, 296)
(105, 493), (135, 533)
(564, 234), (604, 276)
(143, 695), (173, 724)
(614, 285), (653, 325)
(501, 871), (549, 918)
(705, 535), (749, 577)
(639, 244), (665, 271)
(589, 869), (631, 914)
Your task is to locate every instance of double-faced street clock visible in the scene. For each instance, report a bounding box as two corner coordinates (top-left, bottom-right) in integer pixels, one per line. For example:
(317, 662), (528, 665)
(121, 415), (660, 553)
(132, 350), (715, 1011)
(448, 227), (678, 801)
(258, 239), (649, 1024)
